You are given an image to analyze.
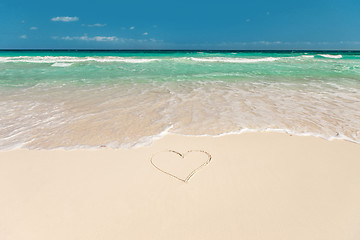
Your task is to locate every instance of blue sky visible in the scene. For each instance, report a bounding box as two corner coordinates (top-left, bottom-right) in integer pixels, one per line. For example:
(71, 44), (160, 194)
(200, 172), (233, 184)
(1, 0), (359, 50)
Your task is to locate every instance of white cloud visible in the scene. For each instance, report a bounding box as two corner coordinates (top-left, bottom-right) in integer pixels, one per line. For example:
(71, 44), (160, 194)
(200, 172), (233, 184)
(30, 27), (38, 30)
(215, 41), (355, 48)
(58, 35), (163, 45)
(143, 32), (149, 35)
(340, 41), (360, 45)
(223, 41), (282, 46)
(216, 41), (283, 47)
(255, 41), (282, 45)
(20, 35), (27, 39)
(51, 16), (79, 22)
(87, 23), (107, 27)
(92, 36), (118, 41)
(62, 35), (119, 41)
(129, 26), (135, 30)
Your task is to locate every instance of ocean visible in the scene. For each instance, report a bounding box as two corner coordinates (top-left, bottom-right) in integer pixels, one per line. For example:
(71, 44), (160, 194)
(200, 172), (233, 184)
(0, 50), (359, 149)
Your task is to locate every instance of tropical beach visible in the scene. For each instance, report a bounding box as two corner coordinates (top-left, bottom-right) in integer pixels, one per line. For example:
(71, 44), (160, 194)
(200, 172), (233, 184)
(1, 0), (360, 239)
(1, 51), (359, 149)
(1, 50), (360, 240)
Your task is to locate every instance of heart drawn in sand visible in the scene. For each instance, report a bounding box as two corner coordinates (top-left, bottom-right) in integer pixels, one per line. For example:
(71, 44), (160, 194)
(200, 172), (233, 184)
(150, 150), (212, 183)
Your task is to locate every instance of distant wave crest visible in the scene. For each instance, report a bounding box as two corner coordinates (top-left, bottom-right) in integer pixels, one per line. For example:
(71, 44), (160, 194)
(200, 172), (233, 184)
(0, 56), (285, 64)
(0, 56), (159, 63)
(189, 57), (280, 63)
(318, 54), (343, 59)
(0, 55), (347, 64)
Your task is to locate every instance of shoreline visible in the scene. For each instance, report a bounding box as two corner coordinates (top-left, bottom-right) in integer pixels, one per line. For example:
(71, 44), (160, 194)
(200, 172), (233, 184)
(1, 129), (359, 151)
(1, 132), (360, 239)
(2, 51), (360, 150)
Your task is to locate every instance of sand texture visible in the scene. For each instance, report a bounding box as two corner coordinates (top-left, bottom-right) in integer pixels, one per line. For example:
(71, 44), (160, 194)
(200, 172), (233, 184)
(1, 133), (360, 240)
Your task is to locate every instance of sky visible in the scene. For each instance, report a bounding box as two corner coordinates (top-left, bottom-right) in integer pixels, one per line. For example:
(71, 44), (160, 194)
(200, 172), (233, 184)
(0, 0), (360, 50)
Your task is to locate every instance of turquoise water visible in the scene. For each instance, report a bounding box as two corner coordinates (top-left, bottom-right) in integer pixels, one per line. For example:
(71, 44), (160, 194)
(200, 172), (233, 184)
(0, 51), (359, 149)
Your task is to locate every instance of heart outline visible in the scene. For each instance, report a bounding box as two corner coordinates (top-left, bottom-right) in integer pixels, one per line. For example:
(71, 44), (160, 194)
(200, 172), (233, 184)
(150, 150), (212, 183)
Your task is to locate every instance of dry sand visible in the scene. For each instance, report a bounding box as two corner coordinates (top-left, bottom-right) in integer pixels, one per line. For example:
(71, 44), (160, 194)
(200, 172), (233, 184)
(1, 132), (360, 240)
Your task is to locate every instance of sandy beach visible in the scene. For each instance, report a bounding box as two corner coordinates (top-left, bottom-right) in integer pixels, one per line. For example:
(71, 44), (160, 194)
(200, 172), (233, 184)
(2, 0), (360, 238)
(1, 132), (359, 240)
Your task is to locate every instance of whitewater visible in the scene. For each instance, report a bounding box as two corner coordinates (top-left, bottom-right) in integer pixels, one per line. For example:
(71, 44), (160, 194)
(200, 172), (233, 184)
(0, 50), (359, 149)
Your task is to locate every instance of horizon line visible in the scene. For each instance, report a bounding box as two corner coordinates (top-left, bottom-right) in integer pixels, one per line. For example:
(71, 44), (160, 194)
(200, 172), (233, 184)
(1, 49), (360, 52)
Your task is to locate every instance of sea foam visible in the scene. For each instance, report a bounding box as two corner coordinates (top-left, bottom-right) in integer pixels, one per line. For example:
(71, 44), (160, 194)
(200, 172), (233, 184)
(51, 63), (73, 67)
(189, 57), (280, 63)
(0, 56), (159, 63)
(1, 51), (359, 150)
(318, 54), (343, 59)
